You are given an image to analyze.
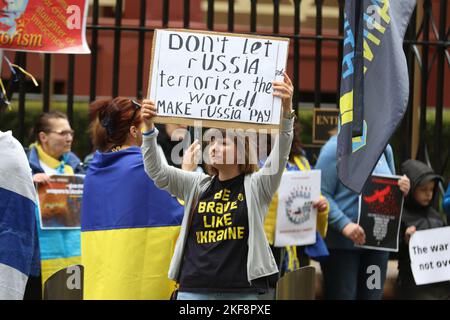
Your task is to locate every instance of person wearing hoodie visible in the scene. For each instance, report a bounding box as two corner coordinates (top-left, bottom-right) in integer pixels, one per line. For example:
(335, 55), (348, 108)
(81, 97), (184, 299)
(396, 159), (450, 300)
(315, 135), (410, 300)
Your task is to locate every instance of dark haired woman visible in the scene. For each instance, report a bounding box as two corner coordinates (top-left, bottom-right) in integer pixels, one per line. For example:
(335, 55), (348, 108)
(141, 74), (295, 300)
(28, 111), (84, 182)
(26, 110), (83, 297)
(81, 97), (183, 299)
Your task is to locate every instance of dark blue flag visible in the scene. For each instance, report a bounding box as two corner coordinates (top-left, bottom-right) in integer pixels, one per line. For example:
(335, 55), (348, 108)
(337, 0), (416, 193)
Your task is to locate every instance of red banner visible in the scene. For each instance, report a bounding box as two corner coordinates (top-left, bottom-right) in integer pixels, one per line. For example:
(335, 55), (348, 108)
(0, 0), (90, 54)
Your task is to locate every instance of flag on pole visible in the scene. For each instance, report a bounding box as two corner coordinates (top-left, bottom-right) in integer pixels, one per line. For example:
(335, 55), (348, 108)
(337, 0), (416, 193)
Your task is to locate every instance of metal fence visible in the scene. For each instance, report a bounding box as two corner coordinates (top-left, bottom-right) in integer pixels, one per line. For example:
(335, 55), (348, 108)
(2, 0), (449, 178)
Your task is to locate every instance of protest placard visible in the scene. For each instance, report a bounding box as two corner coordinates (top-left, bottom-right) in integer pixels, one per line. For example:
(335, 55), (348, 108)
(37, 174), (84, 229)
(148, 29), (290, 130)
(0, 0), (90, 53)
(274, 170), (321, 247)
(357, 174), (404, 252)
(409, 226), (450, 285)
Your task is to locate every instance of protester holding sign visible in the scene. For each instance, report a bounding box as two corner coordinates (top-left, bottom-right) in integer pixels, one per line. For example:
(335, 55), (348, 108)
(315, 135), (410, 300)
(396, 160), (450, 300)
(141, 74), (294, 300)
(81, 97), (184, 299)
(28, 111), (84, 180)
(26, 111), (84, 297)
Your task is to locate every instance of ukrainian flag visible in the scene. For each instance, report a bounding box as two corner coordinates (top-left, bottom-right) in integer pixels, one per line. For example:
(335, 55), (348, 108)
(81, 147), (183, 300)
(32, 144), (82, 288)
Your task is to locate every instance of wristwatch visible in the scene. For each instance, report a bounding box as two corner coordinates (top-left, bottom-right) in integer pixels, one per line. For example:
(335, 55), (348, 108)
(283, 110), (296, 119)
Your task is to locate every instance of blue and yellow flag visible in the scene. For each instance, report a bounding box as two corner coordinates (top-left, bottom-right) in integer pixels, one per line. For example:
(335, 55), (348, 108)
(81, 147), (183, 300)
(30, 144), (82, 288)
(337, 0), (416, 193)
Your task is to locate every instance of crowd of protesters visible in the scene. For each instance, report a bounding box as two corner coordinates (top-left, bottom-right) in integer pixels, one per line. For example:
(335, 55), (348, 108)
(0, 74), (449, 300)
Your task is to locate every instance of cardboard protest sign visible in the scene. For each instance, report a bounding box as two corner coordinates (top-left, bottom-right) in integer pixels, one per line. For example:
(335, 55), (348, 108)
(357, 174), (404, 252)
(274, 170), (321, 247)
(0, 0), (90, 53)
(409, 226), (450, 285)
(37, 175), (84, 229)
(148, 29), (290, 130)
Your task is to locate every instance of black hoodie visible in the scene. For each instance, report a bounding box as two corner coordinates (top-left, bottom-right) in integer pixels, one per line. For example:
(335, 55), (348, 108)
(397, 160), (449, 296)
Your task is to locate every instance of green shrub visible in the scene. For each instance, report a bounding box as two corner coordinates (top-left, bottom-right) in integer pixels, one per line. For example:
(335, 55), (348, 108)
(0, 100), (91, 161)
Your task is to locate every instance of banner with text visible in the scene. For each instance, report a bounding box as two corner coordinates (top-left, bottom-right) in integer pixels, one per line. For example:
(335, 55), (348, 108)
(410, 226), (450, 285)
(37, 174), (84, 230)
(0, 0), (90, 53)
(148, 29), (289, 130)
(274, 170), (321, 247)
(357, 174), (404, 252)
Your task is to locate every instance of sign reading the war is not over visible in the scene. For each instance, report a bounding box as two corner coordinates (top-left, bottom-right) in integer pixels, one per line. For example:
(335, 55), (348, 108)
(148, 29), (290, 130)
(409, 226), (450, 285)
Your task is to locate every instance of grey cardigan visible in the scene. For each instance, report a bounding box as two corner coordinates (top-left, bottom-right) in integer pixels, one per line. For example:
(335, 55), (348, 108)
(141, 118), (294, 282)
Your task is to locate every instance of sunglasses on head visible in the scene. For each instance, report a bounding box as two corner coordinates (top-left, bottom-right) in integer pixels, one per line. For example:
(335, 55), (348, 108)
(129, 99), (142, 127)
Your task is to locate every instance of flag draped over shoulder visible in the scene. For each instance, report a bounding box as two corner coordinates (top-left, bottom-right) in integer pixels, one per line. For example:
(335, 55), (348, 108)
(337, 0), (416, 193)
(30, 143), (82, 288)
(0, 131), (40, 299)
(81, 147), (184, 300)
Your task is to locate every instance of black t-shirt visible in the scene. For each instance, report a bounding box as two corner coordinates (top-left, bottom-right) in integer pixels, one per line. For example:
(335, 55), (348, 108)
(179, 173), (267, 293)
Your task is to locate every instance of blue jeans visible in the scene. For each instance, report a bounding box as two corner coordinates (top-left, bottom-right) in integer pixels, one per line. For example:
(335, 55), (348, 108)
(319, 248), (389, 300)
(177, 291), (259, 300)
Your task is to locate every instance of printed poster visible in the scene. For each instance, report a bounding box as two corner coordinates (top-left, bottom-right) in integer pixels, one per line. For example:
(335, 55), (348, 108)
(357, 174), (404, 252)
(274, 170), (321, 247)
(0, 0), (90, 53)
(37, 174), (84, 229)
